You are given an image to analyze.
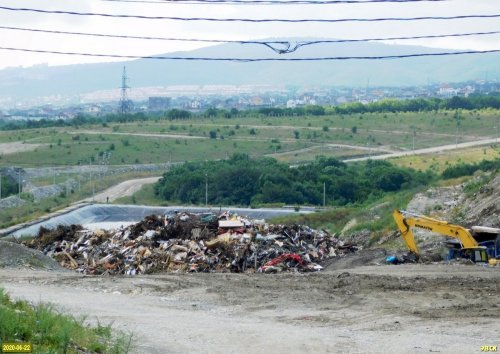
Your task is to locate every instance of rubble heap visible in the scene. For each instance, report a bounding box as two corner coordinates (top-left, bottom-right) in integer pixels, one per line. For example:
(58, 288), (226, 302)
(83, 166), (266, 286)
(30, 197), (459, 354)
(26, 212), (359, 275)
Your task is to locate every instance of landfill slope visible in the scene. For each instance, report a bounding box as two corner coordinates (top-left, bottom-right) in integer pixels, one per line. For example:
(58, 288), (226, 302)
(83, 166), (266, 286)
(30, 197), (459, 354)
(0, 240), (64, 271)
(394, 171), (500, 256)
(460, 173), (500, 227)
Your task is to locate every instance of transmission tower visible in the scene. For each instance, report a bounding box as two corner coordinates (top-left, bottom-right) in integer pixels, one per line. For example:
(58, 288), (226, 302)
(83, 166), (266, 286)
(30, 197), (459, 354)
(119, 66), (131, 117)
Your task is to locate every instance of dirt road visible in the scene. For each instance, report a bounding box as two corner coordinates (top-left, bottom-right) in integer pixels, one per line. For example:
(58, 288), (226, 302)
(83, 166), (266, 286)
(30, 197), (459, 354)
(83, 176), (161, 203)
(0, 264), (498, 353)
(344, 137), (500, 162)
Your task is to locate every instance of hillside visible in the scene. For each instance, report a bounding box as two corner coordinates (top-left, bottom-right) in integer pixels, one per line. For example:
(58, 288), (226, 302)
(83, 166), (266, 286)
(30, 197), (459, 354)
(1, 40), (499, 100)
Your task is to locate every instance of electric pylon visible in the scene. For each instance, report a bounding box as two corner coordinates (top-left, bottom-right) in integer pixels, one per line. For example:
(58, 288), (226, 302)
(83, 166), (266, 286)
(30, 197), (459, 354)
(119, 66), (131, 117)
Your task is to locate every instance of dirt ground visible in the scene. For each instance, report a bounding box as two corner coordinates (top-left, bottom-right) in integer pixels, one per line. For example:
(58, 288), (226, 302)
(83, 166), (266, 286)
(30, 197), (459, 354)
(0, 264), (498, 354)
(0, 142), (48, 155)
(83, 176), (161, 202)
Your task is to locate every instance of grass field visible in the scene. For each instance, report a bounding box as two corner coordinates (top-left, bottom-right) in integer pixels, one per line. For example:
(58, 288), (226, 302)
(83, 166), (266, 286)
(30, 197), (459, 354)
(1, 109), (498, 168)
(390, 145), (500, 172)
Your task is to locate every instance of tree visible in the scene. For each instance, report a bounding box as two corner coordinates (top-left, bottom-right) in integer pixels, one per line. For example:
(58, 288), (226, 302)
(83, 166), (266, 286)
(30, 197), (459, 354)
(167, 109), (191, 120)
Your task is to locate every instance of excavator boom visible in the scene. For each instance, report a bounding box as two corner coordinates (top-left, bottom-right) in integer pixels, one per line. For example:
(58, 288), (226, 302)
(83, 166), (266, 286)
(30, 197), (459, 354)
(393, 210), (488, 262)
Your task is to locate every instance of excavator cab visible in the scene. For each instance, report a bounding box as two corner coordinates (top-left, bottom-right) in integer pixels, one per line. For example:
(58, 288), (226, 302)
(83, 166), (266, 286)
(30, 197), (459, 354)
(472, 226), (500, 266)
(445, 241), (489, 263)
(459, 247), (489, 263)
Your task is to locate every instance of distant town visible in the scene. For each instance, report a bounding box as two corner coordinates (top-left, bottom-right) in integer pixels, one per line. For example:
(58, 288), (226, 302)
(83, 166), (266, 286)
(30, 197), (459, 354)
(1, 79), (499, 121)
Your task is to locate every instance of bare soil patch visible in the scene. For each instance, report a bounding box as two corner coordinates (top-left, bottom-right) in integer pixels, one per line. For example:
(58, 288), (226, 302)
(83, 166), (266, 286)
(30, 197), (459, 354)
(0, 142), (47, 155)
(0, 264), (497, 353)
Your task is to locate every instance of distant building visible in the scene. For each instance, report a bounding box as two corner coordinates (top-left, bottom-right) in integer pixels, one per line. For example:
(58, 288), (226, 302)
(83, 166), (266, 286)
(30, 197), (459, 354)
(438, 85), (458, 98)
(87, 105), (101, 114)
(148, 96), (171, 111)
(250, 96), (264, 106)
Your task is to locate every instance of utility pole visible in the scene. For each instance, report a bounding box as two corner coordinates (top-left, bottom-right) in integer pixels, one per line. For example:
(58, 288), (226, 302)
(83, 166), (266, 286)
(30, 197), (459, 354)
(496, 116), (499, 144)
(0, 172), (2, 200)
(323, 181), (326, 207)
(205, 173), (208, 207)
(18, 170), (21, 198)
(90, 159), (95, 202)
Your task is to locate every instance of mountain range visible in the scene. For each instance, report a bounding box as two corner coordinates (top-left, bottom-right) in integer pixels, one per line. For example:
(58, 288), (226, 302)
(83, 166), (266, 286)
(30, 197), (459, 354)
(1, 40), (499, 102)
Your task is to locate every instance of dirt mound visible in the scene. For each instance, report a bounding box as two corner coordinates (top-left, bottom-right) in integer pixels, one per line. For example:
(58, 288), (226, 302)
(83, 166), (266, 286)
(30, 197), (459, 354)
(0, 240), (64, 270)
(461, 173), (500, 227)
(322, 248), (388, 270)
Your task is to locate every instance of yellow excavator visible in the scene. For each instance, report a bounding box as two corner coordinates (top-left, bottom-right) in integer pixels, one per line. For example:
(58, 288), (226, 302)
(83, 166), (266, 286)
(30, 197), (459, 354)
(393, 209), (500, 266)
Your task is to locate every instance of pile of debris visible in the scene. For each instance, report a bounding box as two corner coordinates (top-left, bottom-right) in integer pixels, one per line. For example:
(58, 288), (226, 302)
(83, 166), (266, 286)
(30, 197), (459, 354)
(26, 211), (359, 275)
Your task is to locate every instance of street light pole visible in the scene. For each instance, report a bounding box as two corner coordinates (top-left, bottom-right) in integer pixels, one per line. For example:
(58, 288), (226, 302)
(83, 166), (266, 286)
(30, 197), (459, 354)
(205, 173), (208, 207)
(496, 116), (499, 144)
(323, 181), (326, 207)
(90, 159), (95, 202)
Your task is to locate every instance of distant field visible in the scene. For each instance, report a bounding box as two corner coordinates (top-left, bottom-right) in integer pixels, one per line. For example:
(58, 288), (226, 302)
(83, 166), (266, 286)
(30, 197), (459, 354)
(0, 110), (498, 167)
(390, 145), (500, 173)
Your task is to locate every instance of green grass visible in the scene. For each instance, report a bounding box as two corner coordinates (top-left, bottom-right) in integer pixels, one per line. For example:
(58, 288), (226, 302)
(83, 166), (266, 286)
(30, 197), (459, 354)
(269, 189), (417, 244)
(390, 145), (500, 173)
(0, 170), (159, 229)
(0, 288), (132, 353)
(1, 110), (498, 167)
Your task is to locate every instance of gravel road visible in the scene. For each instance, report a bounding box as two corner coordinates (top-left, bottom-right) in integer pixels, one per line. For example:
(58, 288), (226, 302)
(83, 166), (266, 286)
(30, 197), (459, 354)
(345, 137), (500, 162)
(83, 176), (161, 203)
(0, 264), (498, 354)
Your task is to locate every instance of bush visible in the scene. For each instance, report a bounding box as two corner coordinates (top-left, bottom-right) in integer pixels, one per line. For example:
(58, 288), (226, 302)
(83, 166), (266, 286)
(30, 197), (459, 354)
(442, 158), (499, 179)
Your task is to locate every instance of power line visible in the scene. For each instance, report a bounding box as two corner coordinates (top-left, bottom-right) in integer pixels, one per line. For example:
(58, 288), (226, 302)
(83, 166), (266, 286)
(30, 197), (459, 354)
(0, 6), (498, 22)
(289, 31), (500, 52)
(100, 0), (448, 4)
(0, 25), (281, 45)
(2, 25), (499, 53)
(0, 45), (498, 61)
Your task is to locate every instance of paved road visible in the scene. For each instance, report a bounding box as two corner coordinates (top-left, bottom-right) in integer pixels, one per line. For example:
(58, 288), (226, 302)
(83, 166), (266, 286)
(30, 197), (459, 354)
(84, 176), (161, 203)
(344, 137), (499, 162)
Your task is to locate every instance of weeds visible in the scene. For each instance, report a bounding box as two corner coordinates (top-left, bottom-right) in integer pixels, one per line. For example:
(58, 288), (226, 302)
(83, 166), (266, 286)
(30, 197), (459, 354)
(0, 288), (132, 353)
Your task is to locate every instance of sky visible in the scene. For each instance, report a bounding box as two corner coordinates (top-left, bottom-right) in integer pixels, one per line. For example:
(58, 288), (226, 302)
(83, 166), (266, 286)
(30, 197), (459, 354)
(0, 0), (498, 70)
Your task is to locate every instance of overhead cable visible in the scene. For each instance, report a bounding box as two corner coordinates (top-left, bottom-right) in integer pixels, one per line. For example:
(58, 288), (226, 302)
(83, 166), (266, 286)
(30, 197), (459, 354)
(100, 0), (448, 4)
(0, 6), (497, 23)
(0, 46), (498, 61)
(1, 25), (499, 54)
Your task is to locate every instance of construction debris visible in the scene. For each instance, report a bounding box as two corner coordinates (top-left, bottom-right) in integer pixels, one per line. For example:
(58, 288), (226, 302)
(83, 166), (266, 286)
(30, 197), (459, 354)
(26, 211), (359, 275)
